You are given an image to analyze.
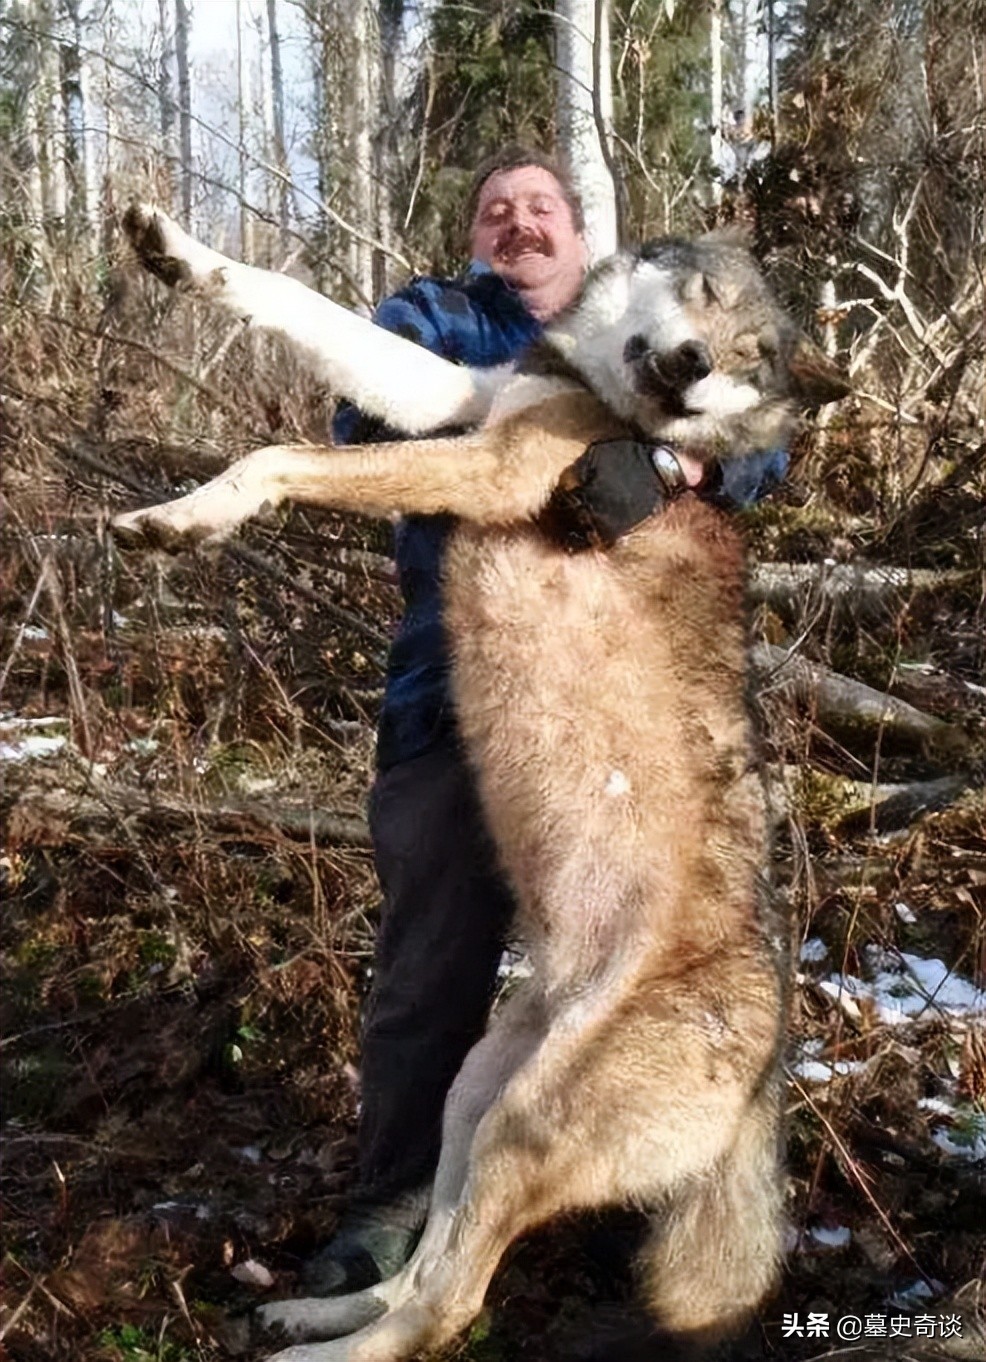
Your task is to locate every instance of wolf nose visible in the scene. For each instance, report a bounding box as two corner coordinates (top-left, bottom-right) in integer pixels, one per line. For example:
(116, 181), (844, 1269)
(666, 341), (712, 386)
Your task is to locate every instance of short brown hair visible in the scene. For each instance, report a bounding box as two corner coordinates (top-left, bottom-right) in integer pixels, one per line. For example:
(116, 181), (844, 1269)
(466, 144), (585, 236)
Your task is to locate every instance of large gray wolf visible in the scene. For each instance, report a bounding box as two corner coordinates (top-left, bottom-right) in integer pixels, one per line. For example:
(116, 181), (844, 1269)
(114, 207), (846, 1362)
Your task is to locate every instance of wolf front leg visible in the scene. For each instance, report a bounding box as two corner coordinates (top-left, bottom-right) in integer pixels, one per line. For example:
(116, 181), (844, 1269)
(112, 392), (615, 549)
(122, 203), (502, 434)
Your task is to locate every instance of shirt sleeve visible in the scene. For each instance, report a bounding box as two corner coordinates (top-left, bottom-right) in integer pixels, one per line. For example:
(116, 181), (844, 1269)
(715, 447), (790, 507)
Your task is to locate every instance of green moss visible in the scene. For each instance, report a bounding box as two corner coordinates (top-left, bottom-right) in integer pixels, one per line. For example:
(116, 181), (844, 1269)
(94, 1323), (195, 1362)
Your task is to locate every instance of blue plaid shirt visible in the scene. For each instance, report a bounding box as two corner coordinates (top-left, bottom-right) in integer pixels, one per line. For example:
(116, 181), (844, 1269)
(334, 262), (788, 771)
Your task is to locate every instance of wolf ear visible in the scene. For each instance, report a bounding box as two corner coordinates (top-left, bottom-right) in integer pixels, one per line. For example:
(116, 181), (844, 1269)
(789, 335), (851, 408)
(683, 269), (742, 310)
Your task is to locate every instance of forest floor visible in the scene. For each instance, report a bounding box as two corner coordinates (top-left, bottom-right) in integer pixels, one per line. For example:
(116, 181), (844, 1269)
(1, 281), (984, 1362)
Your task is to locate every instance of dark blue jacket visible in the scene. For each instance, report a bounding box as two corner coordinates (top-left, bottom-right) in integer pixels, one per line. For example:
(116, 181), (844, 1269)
(334, 262), (787, 771)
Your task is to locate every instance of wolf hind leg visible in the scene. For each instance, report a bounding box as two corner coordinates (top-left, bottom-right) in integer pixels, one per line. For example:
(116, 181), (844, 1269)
(326, 1004), (761, 1362)
(638, 1082), (785, 1348)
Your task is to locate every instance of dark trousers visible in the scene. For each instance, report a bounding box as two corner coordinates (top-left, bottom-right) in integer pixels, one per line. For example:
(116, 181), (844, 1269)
(357, 740), (515, 1204)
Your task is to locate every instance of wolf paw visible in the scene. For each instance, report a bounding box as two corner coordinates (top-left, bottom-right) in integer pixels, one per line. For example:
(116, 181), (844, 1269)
(255, 1289), (390, 1346)
(111, 496), (258, 552)
(122, 202), (227, 294)
(112, 452), (280, 550)
(111, 503), (196, 552)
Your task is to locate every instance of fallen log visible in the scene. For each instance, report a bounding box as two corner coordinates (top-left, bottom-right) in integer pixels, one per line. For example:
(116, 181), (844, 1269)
(836, 773), (979, 836)
(749, 561), (973, 616)
(751, 643), (970, 759)
(3, 783), (372, 852)
(766, 766), (977, 833)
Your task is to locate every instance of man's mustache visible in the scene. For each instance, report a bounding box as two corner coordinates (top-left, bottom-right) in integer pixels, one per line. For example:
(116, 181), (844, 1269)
(494, 232), (550, 260)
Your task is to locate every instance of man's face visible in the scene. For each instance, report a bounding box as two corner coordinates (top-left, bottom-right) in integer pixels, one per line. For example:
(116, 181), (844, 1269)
(470, 165), (588, 295)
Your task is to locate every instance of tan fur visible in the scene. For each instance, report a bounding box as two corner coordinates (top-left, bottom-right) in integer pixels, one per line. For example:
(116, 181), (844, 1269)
(110, 214), (810, 1362)
(116, 396), (786, 1362)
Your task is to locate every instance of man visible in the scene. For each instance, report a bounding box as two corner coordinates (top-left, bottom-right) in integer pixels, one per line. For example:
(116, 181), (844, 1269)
(306, 146), (787, 1294)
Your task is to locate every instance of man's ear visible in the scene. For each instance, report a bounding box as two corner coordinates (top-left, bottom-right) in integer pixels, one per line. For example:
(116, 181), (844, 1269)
(789, 334), (851, 408)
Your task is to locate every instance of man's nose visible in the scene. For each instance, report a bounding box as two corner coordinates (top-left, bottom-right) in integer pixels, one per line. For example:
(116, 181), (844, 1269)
(504, 207), (537, 236)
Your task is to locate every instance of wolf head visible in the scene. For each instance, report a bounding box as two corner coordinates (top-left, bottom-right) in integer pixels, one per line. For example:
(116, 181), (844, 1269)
(544, 236), (847, 456)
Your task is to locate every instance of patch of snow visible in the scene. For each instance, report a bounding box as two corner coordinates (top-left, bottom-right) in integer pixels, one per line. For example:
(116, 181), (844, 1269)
(604, 769), (630, 797)
(791, 1057), (865, 1084)
(0, 735), (68, 763)
(931, 1121), (986, 1163)
(21, 626), (49, 641)
(917, 1096), (955, 1117)
(0, 715), (65, 731)
(809, 1224), (851, 1249)
(126, 737), (159, 756)
(894, 901), (917, 925)
(820, 951), (986, 1026)
(236, 1145), (263, 1164)
(889, 1278), (945, 1310)
(800, 937), (828, 963)
(871, 953), (986, 1022)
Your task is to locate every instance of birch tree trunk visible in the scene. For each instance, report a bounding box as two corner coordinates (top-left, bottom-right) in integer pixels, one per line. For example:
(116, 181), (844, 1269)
(174, 0), (193, 226)
(766, 0), (779, 143)
(309, 3), (331, 290)
(25, 84), (46, 245)
(345, 0), (379, 307)
(236, 0), (254, 262)
(24, 3), (52, 269)
(38, 20), (66, 223)
(709, 0), (724, 207)
(375, 0), (404, 300)
(99, 0), (117, 262)
(554, 0), (618, 260)
(158, 0), (177, 205)
(266, 0), (290, 252)
(60, 0), (92, 248)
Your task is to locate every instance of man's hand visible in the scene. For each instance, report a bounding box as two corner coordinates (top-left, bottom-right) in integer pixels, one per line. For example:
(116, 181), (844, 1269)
(538, 439), (787, 551)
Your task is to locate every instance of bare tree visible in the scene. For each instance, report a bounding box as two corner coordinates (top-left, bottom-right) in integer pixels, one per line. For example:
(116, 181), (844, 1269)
(266, 0), (290, 251)
(708, 0), (723, 207)
(236, 0), (253, 262)
(766, 0), (779, 142)
(59, 0), (93, 247)
(340, 0), (381, 306)
(174, 0), (192, 225)
(28, 3), (62, 225)
(555, 0), (618, 258)
(157, 0), (176, 205)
